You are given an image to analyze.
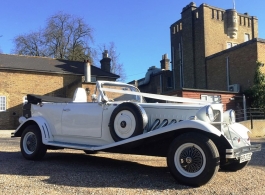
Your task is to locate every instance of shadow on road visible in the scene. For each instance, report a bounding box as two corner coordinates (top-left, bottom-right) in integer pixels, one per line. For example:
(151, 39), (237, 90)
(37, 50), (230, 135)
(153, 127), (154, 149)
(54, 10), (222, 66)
(0, 150), (185, 190)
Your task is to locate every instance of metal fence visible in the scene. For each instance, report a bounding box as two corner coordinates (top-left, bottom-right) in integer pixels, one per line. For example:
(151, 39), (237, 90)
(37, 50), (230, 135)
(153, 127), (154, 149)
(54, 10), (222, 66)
(235, 108), (265, 122)
(236, 108), (265, 136)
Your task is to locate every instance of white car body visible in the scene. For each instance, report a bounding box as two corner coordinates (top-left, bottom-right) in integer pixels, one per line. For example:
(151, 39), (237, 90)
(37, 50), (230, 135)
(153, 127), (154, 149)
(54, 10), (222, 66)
(12, 81), (261, 187)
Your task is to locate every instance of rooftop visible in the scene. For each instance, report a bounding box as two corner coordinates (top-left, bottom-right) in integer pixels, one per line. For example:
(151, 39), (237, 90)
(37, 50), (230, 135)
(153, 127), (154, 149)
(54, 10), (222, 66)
(0, 54), (119, 78)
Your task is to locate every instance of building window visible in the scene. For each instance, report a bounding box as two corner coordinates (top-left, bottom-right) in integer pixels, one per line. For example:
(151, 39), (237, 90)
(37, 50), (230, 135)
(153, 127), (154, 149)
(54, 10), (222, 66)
(244, 33), (250, 42)
(196, 11), (199, 19)
(0, 96), (6, 111)
(172, 26), (176, 34)
(216, 10), (219, 20)
(91, 76), (97, 82)
(221, 11), (224, 20)
(227, 42), (238, 49)
(201, 95), (221, 103)
(227, 42), (232, 48)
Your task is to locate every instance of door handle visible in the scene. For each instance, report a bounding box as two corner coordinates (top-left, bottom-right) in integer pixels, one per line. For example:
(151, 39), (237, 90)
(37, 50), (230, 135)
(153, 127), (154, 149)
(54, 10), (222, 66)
(63, 109), (70, 112)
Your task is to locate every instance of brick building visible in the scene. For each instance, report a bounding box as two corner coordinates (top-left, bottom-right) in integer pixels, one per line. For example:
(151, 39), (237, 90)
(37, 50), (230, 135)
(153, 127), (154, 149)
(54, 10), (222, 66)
(207, 38), (265, 92)
(0, 51), (119, 129)
(130, 2), (264, 111)
(131, 54), (173, 96)
(164, 88), (237, 111)
(170, 2), (258, 90)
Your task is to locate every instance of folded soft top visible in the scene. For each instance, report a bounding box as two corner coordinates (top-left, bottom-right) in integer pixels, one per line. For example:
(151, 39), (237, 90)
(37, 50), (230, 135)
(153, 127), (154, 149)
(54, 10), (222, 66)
(27, 94), (72, 104)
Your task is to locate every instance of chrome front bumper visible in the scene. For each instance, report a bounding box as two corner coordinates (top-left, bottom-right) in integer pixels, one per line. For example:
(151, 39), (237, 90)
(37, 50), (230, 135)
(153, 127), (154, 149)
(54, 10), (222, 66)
(226, 144), (262, 158)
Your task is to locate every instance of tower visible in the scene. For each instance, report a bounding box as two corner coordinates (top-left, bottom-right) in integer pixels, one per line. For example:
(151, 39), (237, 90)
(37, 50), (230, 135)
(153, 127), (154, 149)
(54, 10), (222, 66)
(170, 2), (258, 90)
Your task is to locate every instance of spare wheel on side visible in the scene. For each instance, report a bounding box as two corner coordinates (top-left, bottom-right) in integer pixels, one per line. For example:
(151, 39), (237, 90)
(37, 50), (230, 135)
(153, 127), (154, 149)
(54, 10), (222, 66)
(109, 102), (148, 142)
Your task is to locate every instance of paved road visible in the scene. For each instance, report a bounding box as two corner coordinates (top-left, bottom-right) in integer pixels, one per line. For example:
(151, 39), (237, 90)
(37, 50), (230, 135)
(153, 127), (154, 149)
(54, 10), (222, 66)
(0, 130), (265, 195)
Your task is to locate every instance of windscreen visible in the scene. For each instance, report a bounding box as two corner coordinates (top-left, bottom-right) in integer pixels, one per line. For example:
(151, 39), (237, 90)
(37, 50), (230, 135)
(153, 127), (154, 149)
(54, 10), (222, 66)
(101, 83), (144, 103)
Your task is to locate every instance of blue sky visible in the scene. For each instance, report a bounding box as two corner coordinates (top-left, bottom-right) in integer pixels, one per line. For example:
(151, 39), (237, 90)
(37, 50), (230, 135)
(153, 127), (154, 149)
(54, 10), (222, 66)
(0, 0), (265, 82)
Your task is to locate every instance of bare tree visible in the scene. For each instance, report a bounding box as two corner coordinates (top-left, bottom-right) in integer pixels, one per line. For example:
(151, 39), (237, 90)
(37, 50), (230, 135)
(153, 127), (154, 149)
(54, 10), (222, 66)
(13, 12), (93, 61)
(98, 42), (126, 81)
(44, 12), (93, 61)
(13, 30), (47, 56)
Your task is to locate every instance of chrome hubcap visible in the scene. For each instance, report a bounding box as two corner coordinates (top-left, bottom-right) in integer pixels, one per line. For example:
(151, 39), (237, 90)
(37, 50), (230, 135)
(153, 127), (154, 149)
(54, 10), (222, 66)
(23, 132), (37, 154)
(186, 157), (192, 164)
(180, 146), (203, 173)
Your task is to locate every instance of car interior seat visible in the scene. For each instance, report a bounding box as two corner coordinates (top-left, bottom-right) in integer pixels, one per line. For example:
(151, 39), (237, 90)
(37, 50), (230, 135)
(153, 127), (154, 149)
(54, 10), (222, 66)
(73, 88), (87, 102)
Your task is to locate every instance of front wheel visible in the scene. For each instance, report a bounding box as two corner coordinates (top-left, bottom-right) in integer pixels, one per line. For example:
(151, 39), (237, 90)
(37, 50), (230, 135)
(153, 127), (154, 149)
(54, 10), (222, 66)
(20, 125), (47, 160)
(167, 132), (220, 187)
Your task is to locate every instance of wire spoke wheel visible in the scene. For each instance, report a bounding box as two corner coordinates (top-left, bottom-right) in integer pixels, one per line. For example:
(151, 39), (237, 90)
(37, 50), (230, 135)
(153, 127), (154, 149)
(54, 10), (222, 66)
(167, 132), (220, 187)
(20, 125), (47, 160)
(175, 143), (206, 177)
(23, 132), (37, 154)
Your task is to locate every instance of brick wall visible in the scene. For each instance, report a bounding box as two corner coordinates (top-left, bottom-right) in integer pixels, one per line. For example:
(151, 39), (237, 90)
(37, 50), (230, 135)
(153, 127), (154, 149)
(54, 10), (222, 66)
(207, 40), (258, 92)
(257, 42), (265, 64)
(193, 6), (206, 89)
(81, 83), (97, 102)
(0, 70), (81, 129)
(182, 90), (237, 111)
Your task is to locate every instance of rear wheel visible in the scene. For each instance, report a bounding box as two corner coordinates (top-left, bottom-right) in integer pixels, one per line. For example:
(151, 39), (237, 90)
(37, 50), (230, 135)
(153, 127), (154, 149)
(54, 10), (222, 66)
(167, 132), (220, 187)
(20, 125), (47, 160)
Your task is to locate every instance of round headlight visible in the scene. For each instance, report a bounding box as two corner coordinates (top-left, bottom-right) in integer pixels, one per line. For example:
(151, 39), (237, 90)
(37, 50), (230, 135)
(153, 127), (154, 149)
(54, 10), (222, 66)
(229, 110), (236, 123)
(206, 105), (215, 122)
(223, 109), (236, 124)
(196, 105), (215, 123)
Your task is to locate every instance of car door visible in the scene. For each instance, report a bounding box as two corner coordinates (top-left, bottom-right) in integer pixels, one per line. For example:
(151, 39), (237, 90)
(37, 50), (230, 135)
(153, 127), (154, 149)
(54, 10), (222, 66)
(61, 102), (103, 137)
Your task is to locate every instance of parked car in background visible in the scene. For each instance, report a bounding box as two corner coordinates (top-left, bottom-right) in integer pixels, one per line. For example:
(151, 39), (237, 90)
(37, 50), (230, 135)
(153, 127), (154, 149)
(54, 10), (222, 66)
(12, 81), (261, 187)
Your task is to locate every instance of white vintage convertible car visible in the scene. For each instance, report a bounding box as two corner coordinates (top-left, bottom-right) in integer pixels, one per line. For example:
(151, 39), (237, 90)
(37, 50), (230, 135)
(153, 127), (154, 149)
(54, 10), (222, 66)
(12, 81), (261, 187)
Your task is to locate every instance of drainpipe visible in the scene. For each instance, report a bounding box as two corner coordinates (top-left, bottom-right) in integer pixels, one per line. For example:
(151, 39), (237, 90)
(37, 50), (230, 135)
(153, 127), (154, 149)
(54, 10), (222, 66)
(243, 94), (247, 121)
(181, 37), (184, 88)
(160, 74), (162, 94)
(226, 56), (230, 90)
(172, 46), (176, 89)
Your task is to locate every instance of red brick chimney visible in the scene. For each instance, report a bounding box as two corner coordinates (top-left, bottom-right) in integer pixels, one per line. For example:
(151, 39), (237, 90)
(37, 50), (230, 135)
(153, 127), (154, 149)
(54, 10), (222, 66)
(160, 54), (170, 70)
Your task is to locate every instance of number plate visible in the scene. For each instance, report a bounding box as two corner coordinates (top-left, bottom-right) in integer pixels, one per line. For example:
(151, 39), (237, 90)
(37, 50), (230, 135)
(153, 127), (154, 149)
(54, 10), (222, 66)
(240, 153), (252, 163)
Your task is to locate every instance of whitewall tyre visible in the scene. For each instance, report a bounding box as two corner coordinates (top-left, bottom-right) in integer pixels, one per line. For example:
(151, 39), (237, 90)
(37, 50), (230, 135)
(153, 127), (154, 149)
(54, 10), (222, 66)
(20, 125), (47, 160)
(109, 102), (147, 142)
(167, 132), (220, 187)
